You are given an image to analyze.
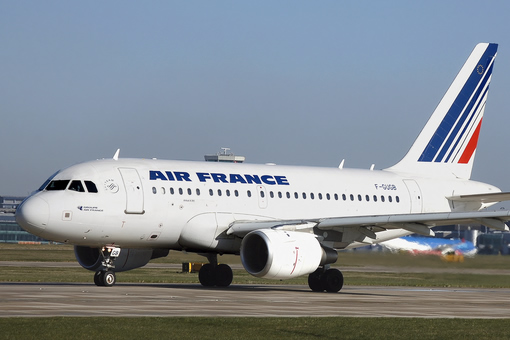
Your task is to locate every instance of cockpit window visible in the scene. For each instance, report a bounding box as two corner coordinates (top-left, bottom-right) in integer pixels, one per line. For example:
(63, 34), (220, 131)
(38, 171), (61, 191)
(46, 180), (70, 191)
(68, 180), (85, 192)
(85, 181), (98, 193)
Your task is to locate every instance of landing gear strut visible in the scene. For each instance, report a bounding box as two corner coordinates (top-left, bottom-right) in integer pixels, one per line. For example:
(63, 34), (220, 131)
(94, 246), (121, 287)
(198, 254), (233, 288)
(308, 266), (344, 293)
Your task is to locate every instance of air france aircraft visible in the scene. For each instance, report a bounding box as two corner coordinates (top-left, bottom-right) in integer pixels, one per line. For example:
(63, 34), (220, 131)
(16, 43), (510, 292)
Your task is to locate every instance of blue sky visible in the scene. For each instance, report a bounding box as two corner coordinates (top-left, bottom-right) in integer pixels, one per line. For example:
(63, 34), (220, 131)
(2, 1), (510, 195)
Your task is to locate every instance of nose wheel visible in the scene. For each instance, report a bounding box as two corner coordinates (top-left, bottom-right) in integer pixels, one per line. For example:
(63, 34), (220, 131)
(94, 270), (116, 287)
(93, 246), (121, 287)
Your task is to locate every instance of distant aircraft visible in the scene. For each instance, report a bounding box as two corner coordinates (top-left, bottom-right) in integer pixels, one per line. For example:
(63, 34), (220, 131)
(16, 43), (510, 292)
(380, 236), (477, 258)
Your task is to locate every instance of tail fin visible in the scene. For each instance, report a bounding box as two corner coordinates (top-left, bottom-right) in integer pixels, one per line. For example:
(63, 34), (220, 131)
(386, 43), (498, 179)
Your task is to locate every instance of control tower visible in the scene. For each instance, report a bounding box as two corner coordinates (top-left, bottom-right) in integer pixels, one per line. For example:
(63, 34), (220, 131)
(204, 148), (245, 163)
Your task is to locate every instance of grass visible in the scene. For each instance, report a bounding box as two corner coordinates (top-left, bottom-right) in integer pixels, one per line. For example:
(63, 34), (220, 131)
(1, 317), (510, 340)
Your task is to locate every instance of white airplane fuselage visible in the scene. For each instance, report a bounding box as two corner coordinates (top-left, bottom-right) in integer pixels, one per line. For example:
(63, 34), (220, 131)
(20, 158), (498, 250)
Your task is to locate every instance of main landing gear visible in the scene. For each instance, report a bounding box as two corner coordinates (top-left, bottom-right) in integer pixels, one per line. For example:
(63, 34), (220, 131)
(307, 266), (344, 293)
(94, 246), (121, 287)
(198, 254), (233, 288)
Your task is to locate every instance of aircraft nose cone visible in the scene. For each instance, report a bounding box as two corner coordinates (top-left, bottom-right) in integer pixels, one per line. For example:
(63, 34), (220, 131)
(15, 196), (50, 232)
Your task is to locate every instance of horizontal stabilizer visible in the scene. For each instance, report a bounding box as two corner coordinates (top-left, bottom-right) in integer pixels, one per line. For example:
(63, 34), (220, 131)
(447, 192), (510, 204)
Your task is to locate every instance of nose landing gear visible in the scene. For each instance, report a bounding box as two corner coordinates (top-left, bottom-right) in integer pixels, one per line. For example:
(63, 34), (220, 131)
(94, 246), (121, 287)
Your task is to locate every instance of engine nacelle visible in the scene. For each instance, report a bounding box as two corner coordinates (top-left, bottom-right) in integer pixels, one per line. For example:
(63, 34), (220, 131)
(74, 246), (169, 272)
(241, 229), (331, 280)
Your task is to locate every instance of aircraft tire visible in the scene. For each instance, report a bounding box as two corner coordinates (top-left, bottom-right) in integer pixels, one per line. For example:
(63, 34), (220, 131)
(94, 270), (105, 287)
(198, 264), (216, 287)
(103, 271), (116, 287)
(321, 268), (343, 293)
(308, 269), (324, 292)
(215, 264), (233, 287)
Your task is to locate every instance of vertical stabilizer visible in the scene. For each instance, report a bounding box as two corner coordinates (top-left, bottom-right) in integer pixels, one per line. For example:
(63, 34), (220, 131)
(386, 43), (498, 179)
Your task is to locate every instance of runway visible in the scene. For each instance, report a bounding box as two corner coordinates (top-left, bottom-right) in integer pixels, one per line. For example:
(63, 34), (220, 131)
(2, 282), (510, 318)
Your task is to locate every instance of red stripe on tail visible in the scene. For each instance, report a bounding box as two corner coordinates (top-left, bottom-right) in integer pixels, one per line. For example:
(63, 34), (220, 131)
(458, 119), (483, 164)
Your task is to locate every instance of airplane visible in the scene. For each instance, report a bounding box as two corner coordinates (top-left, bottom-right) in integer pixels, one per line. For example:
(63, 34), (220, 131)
(15, 42), (510, 293)
(379, 236), (477, 258)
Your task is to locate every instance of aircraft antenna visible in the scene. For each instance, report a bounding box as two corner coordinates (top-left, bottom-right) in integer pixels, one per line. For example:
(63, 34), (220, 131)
(338, 159), (345, 169)
(113, 149), (120, 161)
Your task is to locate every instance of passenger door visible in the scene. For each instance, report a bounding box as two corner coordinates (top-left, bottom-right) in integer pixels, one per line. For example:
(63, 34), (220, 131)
(119, 168), (145, 214)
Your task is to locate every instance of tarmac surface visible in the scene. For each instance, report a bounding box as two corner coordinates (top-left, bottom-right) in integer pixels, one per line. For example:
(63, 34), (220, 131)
(2, 261), (510, 318)
(2, 282), (510, 318)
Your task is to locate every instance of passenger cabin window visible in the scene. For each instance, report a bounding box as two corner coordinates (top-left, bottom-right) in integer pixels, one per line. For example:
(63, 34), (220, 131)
(46, 180), (70, 191)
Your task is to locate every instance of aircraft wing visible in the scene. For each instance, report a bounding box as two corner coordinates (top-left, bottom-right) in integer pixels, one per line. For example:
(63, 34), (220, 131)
(227, 210), (510, 248)
(447, 192), (510, 204)
(316, 210), (510, 233)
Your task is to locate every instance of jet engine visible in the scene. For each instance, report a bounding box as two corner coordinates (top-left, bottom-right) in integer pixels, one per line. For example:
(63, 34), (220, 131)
(74, 246), (169, 272)
(240, 229), (337, 280)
